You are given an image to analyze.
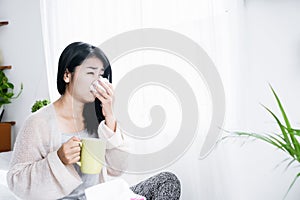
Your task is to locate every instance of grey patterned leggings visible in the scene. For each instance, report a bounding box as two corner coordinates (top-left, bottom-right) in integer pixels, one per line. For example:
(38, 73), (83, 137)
(130, 172), (181, 200)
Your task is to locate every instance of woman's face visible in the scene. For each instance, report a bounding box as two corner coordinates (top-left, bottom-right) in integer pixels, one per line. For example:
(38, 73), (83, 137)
(67, 56), (105, 103)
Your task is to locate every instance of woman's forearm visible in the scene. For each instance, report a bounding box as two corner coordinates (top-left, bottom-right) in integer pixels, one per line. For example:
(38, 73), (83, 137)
(104, 115), (117, 132)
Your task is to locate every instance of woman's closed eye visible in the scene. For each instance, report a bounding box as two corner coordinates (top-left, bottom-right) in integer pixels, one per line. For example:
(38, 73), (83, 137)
(99, 69), (104, 76)
(87, 72), (95, 75)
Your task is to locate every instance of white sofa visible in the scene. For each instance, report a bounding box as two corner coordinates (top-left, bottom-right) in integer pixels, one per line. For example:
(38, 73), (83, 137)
(0, 151), (19, 200)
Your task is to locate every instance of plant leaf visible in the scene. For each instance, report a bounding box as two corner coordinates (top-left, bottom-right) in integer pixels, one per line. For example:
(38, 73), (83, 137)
(269, 85), (291, 129)
(261, 104), (294, 155)
(269, 85), (300, 160)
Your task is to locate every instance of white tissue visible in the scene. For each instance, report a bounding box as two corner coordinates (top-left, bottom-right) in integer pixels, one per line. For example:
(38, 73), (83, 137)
(85, 179), (146, 200)
(90, 77), (109, 94)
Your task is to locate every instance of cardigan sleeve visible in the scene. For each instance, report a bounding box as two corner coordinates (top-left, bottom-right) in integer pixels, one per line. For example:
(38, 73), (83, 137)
(98, 120), (130, 176)
(6, 115), (82, 200)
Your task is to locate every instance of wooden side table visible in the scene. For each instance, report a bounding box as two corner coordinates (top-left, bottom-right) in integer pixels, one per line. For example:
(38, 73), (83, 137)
(0, 121), (15, 152)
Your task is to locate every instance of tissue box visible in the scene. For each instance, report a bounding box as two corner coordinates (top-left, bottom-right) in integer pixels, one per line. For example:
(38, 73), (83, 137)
(85, 179), (146, 200)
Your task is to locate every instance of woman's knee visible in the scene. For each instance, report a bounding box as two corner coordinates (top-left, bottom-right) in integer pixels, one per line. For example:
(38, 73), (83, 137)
(158, 172), (181, 187)
(156, 172), (181, 199)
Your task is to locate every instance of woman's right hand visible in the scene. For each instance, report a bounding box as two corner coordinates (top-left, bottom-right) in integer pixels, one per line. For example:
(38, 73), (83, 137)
(57, 136), (81, 165)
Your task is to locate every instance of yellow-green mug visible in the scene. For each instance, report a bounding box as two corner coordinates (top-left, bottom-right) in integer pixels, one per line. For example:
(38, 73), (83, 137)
(77, 138), (106, 174)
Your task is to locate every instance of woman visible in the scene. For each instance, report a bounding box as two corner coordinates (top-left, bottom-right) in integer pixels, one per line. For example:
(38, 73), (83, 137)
(7, 42), (181, 200)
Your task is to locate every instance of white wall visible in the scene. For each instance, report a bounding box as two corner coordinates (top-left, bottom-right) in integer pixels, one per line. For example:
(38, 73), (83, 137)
(215, 0), (300, 199)
(0, 0), (49, 147)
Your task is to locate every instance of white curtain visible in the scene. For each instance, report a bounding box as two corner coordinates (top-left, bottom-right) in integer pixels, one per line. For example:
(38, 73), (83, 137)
(40, 0), (244, 199)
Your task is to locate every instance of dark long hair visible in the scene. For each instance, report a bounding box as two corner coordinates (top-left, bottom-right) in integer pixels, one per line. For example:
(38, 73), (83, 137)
(57, 42), (112, 133)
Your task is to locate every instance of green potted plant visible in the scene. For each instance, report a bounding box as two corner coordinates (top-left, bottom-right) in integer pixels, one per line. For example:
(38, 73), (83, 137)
(31, 99), (50, 113)
(0, 69), (23, 152)
(227, 85), (300, 199)
(0, 70), (23, 121)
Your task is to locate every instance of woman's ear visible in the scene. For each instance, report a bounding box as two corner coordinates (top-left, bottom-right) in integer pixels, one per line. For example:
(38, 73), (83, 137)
(63, 69), (71, 83)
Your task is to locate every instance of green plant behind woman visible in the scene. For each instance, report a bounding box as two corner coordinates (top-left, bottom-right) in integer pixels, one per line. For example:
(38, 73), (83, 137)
(31, 99), (50, 113)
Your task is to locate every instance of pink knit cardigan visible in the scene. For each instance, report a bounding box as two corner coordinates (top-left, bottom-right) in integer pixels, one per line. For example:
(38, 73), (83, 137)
(6, 104), (129, 200)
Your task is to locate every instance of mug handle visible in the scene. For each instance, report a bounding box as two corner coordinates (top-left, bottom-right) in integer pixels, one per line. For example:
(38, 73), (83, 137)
(76, 141), (83, 167)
